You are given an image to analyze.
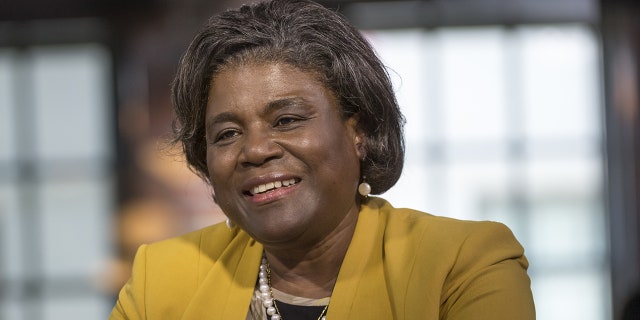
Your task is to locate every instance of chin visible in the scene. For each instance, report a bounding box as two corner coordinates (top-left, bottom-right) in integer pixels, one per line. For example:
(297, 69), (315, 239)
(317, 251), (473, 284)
(248, 222), (311, 247)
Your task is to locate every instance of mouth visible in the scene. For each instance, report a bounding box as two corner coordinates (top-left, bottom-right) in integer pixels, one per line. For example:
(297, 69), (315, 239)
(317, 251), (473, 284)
(245, 178), (300, 196)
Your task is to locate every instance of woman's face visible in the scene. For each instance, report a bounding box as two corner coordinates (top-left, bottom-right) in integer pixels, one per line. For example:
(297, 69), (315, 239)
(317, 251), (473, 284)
(205, 62), (364, 247)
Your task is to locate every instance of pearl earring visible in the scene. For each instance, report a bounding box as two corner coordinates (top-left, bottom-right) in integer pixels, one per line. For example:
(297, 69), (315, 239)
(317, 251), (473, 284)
(358, 177), (371, 197)
(225, 218), (235, 229)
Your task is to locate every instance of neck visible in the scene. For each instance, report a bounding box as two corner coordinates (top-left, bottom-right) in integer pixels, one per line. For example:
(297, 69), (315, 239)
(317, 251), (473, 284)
(262, 208), (359, 299)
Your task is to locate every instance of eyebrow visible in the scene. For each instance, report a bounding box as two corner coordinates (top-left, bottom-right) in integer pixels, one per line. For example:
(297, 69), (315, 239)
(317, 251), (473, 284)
(205, 112), (239, 134)
(263, 97), (308, 115)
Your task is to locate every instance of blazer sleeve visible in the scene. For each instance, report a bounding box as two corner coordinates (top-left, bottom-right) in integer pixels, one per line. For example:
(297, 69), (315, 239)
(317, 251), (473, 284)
(440, 222), (535, 320)
(109, 244), (148, 320)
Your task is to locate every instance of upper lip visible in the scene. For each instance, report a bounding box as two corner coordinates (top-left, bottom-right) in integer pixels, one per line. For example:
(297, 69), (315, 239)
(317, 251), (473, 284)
(241, 174), (300, 196)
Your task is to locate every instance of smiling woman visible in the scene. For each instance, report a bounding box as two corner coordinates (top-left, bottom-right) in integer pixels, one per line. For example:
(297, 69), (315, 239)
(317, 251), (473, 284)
(109, 0), (535, 319)
(205, 63), (362, 250)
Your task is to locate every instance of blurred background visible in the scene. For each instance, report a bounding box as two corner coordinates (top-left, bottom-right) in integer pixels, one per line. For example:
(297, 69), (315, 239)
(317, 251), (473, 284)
(0, 0), (638, 319)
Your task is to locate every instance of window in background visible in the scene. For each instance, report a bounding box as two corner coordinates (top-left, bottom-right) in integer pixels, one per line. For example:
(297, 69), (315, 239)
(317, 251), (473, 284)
(367, 25), (609, 320)
(0, 44), (114, 320)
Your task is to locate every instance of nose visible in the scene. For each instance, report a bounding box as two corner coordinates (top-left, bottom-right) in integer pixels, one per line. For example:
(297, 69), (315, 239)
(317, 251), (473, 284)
(239, 126), (283, 167)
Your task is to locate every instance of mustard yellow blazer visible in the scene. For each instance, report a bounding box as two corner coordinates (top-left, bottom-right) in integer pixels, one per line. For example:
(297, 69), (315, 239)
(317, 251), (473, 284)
(110, 197), (535, 319)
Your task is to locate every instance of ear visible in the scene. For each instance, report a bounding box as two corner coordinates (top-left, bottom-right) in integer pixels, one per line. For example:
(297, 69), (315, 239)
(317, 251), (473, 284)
(347, 116), (366, 160)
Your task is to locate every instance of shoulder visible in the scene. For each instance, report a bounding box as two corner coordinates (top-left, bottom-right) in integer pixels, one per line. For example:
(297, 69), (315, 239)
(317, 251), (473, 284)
(143, 222), (240, 267)
(146, 222), (234, 254)
(369, 197), (521, 251)
(115, 222), (250, 318)
(366, 198), (534, 319)
(368, 197), (528, 275)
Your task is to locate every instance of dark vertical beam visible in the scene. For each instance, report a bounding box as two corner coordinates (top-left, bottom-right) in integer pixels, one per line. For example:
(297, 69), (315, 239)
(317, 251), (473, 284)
(600, 1), (640, 319)
(14, 47), (43, 320)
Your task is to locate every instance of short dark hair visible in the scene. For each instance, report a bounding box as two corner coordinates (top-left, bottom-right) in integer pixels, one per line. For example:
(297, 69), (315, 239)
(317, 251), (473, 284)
(171, 0), (405, 194)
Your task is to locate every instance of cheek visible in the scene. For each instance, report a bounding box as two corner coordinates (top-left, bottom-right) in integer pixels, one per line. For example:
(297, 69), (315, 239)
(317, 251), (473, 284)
(206, 149), (233, 186)
(206, 155), (235, 211)
(205, 150), (216, 179)
(312, 129), (360, 172)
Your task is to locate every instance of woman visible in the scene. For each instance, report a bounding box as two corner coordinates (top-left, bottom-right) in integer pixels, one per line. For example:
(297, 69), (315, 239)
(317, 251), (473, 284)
(110, 0), (535, 319)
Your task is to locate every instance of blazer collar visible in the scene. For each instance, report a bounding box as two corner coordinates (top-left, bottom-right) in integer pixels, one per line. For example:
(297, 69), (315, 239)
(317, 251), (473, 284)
(180, 198), (393, 319)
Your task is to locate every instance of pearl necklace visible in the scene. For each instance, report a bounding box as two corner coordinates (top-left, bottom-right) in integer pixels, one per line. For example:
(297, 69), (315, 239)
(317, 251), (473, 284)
(258, 256), (328, 320)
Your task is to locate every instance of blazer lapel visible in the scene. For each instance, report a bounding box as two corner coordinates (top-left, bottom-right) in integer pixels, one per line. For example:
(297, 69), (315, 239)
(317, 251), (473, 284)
(328, 199), (394, 319)
(180, 231), (263, 320)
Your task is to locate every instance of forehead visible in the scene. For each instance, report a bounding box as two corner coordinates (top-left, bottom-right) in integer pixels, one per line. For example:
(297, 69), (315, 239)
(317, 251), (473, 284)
(213, 61), (324, 87)
(207, 62), (336, 111)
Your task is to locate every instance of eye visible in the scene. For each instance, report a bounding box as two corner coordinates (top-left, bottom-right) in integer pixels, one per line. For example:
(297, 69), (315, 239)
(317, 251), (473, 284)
(276, 117), (296, 126)
(215, 129), (240, 143)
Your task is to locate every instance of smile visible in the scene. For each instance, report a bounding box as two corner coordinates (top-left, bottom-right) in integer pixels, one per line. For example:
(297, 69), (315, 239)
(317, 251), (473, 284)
(249, 178), (298, 196)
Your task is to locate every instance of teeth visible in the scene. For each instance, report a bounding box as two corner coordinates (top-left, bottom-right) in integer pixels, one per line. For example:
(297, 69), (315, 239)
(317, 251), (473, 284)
(250, 179), (296, 195)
